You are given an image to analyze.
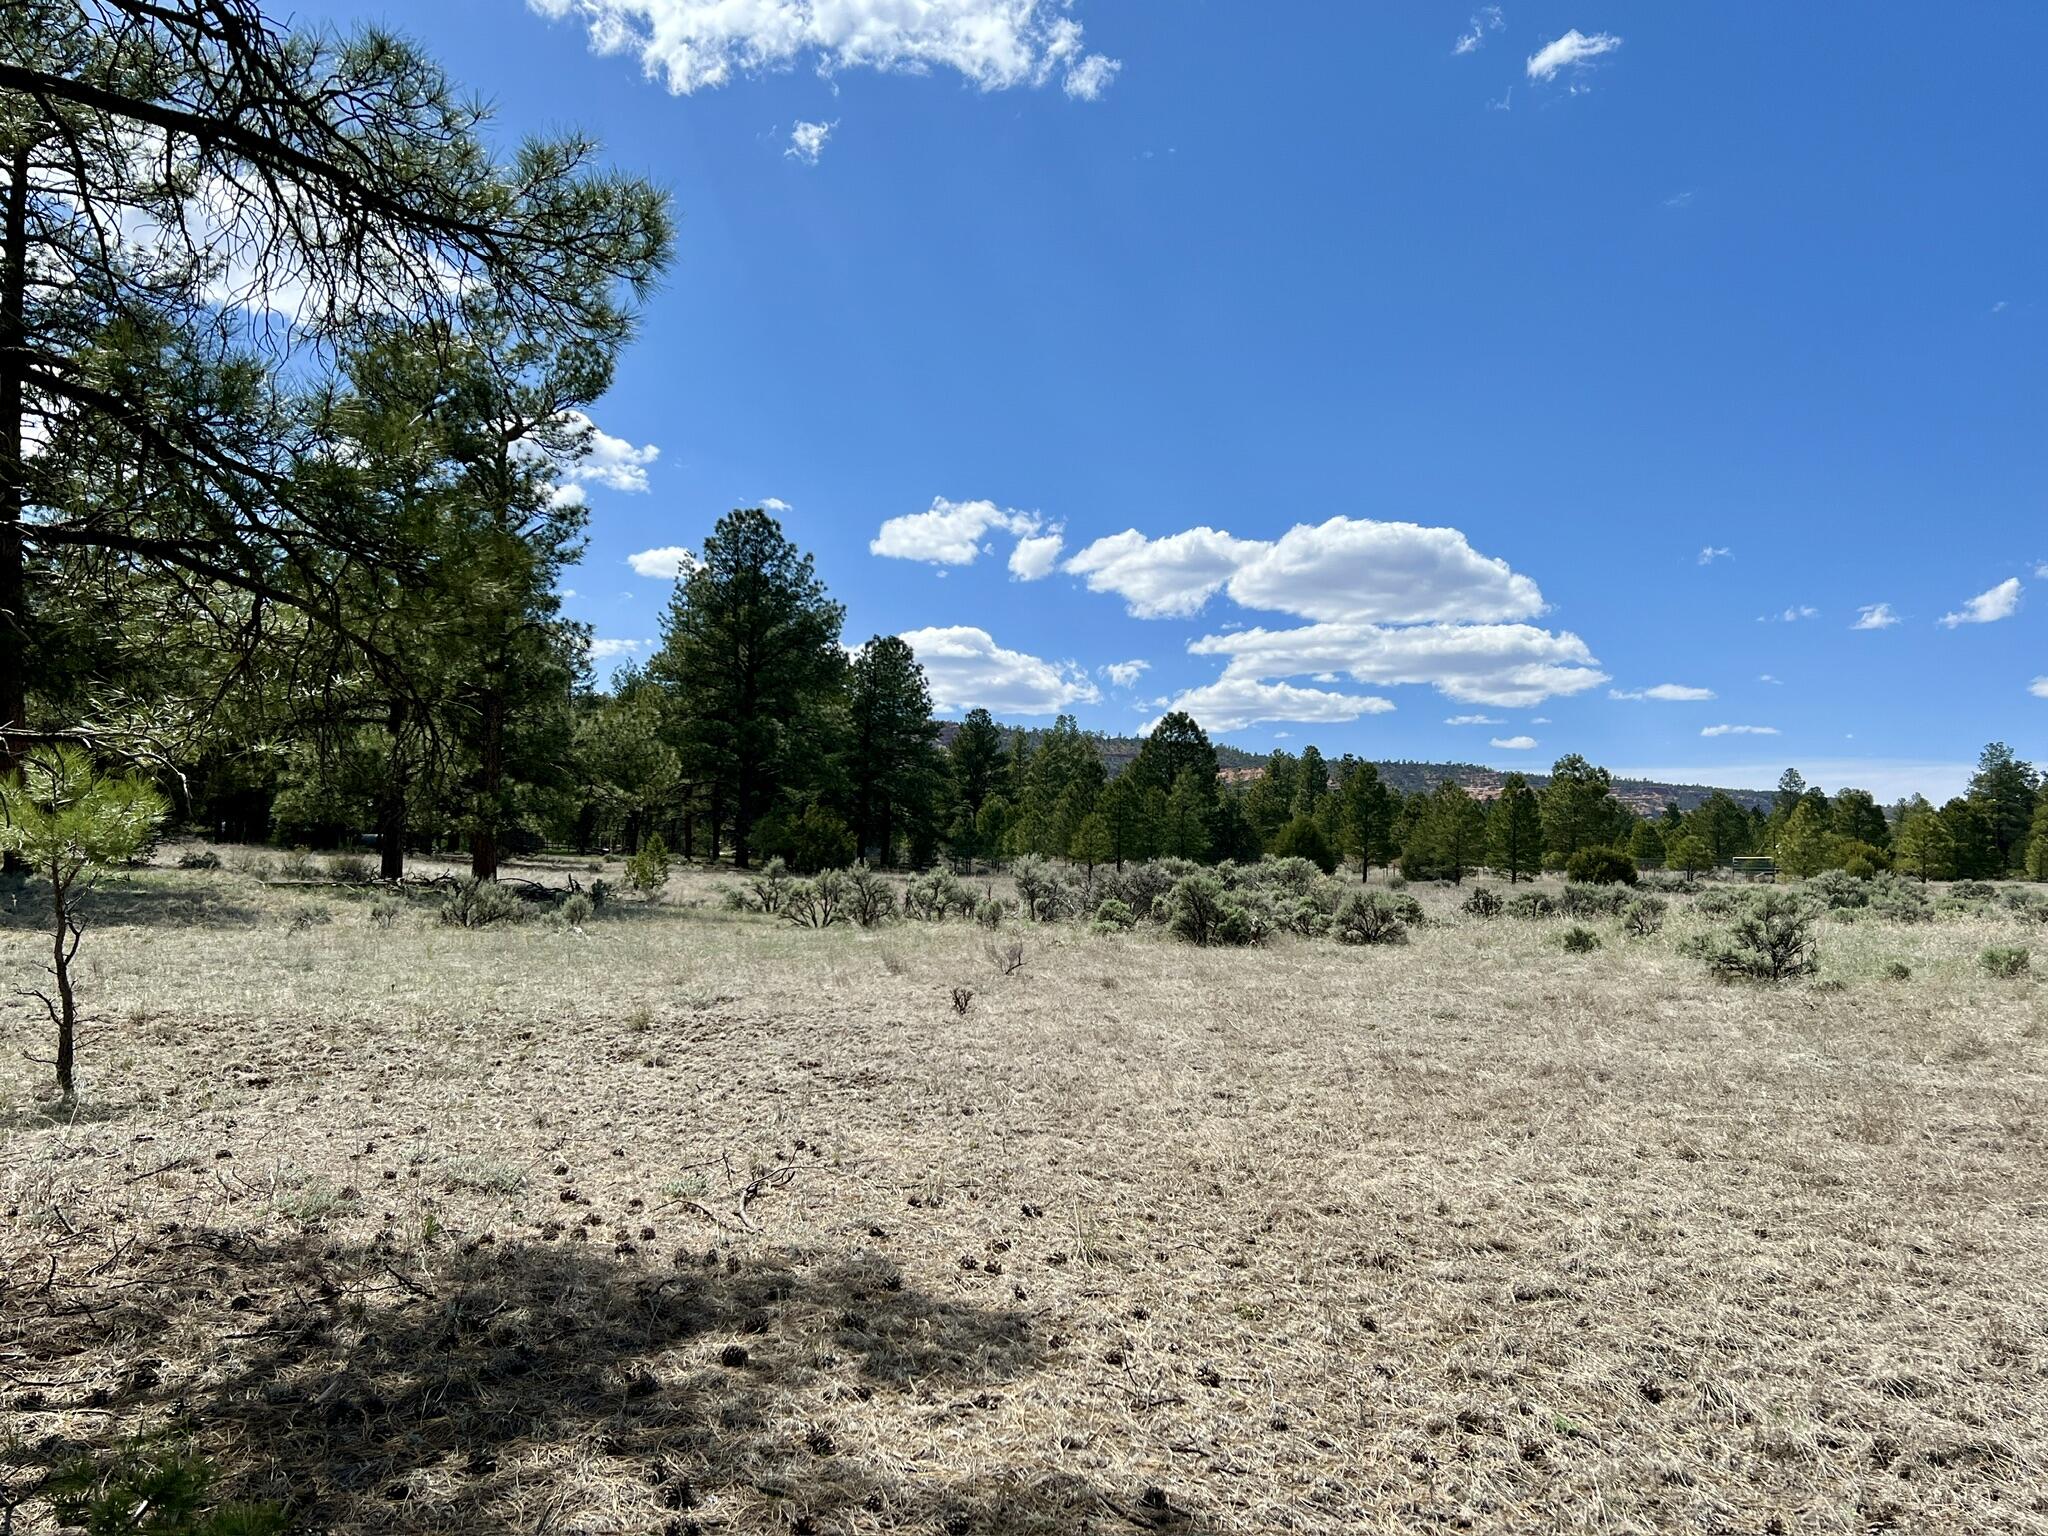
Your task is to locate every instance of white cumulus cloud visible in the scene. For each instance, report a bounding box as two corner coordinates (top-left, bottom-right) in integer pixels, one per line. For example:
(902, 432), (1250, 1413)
(1939, 577), (2022, 628)
(561, 411), (659, 493)
(587, 637), (654, 660)
(2031, 677), (2048, 699)
(527, 0), (1120, 99)
(786, 119), (836, 165)
(1701, 724), (1779, 738)
(1063, 526), (1259, 619)
(871, 496), (1042, 566)
(1008, 529), (1065, 581)
(1526, 28), (1621, 81)
(627, 545), (700, 579)
(899, 625), (1098, 716)
(1852, 602), (1901, 630)
(1101, 659), (1150, 688)
(1187, 622), (1607, 710)
(1491, 735), (1537, 750)
(1063, 516), (1545, 625)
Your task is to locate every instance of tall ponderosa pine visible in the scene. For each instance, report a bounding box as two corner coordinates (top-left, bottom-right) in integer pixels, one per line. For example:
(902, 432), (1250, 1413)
(651, 509), (844, 869)
(1966, 742), (2039, 872)
(842, 634), (940, 865)
(0, 0), (669, 770)
(1540, 754), (1625, 862)
(1487, 773), (1543, 883)
(1340, 761), (1393, 881)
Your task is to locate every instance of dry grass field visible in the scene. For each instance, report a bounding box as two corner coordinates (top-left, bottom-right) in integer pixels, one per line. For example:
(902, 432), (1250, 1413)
(3, 853), (2047, 1534)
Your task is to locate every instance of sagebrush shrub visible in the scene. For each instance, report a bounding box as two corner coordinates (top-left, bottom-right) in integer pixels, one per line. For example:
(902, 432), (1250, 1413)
(974, 896), (1008, 930)
(1092, 897), (1136, 933)
(1704, 889), (1820, 981)
(783, 869), (848, 928)
(1881, 960), (1912, 982)
(275, 847), (318, 882)
(1621, 895), (1668, 938)
(1011, 855), (1072, 922)
(439, 877), (525, 928)
(1333, 890), (1412, 946)
(1098, 860), (1184, 920)
(561, 892), (594, 925)
(1462, 886), (1504, 919)
(844, 862), (897, 927)
(177, 849), (223, 871)
(367, 896), (403, 929)
(904, 867), (974, 921)
(1559, 883), (1627, 918)
(742, 858), (793, 914)
(1981, 946), (2032, 979)
(1560, 924), (1602, 953)
(1805, 869), (1869, 911)
(325, 852), (375, 885)
(1505, 890), (1556, 919)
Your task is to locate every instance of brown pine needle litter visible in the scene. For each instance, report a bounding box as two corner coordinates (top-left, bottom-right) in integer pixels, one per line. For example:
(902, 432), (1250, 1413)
(3, 852), (2047, 1533)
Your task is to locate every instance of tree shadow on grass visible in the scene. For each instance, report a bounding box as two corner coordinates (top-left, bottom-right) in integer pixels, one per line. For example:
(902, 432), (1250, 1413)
(2, 1224), (1214, 1533)
(0, 874), (267, 932)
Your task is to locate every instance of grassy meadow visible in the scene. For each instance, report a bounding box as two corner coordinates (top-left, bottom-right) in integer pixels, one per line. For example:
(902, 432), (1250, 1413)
(2, 851), (2046, 1533)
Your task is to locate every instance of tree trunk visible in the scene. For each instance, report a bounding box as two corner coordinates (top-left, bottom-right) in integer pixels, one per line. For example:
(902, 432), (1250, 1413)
(378, 705), (409, 881)
(470, 687), (504, 880)
(1, 149), (29, 879)
(51, 874), (75, 1100)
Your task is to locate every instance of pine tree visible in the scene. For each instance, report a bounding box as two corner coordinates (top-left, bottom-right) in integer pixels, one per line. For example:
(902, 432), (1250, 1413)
(1161, 768), (1213, 861)
(1487, 774), (1543, 883)
(1, 747), (165, 1099)
(1, 1), (668, 774)
(1775, 800), (1832, 878)
(1967, 742), (2040, 871)
(2025, 794), (2048, 881)
(1892, 799), (1954, 883)
(842, 635), (940, 865)
(1628, 818), (1666, 868)
(1540, 754), (1620, 862)
(1341, 762), (1393, 881)
(1070, 812), (1112, 876)
(1097, 774), (1155, 869)
(650, 509), (844, 869)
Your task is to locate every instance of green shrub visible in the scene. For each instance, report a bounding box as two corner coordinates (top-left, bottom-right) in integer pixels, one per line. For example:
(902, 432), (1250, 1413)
(1704, 889), (1820, 982)
(740, 857), (793, 914)
(1805, 869), (1869, 911)
(1462, 886), (1504, 919)
(176, 849), (223, 872)
(1163, 872), (1235, 946)
(844, 862), (897, 927)
(904, 867), (974, 920)
(1099, 859), (1192, 920)
(1621, 895), (1668, 938)
(783, 869), (848, 928)
(1559, 882), (1628, 918)
(1092, 897), (1137, 932)
(325, 852), (375, 885)
(367, 895), (404, 929)
(1505, 890), (1556, 919)
(1565, 846), (1637, 886)
(439, 876), (525, 928)
(1333, 890), (1415, 946)
(1881, 960), (1912, 982)
(1981, 946), (2032, 979)
(772, 803), (857, 873)
(974, 896), (1008, 930)
(561, 892), (594, 925)
(1560, 924), (1602, 953)
(1012, 855), (1072, 922)
(624, 833), (672, 897)
(274, 847), (319, 882)
(1952, 880), (1998, 903)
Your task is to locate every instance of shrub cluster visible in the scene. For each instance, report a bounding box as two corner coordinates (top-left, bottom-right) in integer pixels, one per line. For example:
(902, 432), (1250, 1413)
(1701, 889), (1821, 982)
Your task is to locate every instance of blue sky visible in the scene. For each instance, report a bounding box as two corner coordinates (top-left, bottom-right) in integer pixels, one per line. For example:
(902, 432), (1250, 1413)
(310, 2), (2044, 801)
